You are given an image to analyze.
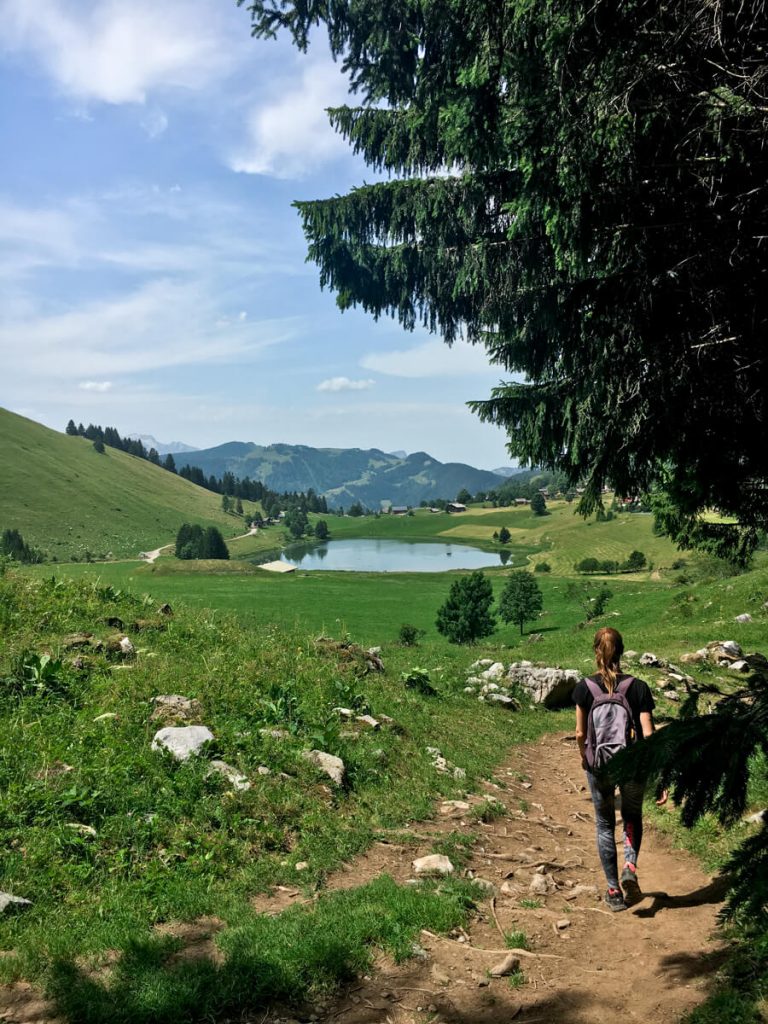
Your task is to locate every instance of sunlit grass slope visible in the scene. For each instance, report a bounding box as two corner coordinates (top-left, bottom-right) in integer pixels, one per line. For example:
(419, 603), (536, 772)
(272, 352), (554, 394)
(0, 408), (256, 560)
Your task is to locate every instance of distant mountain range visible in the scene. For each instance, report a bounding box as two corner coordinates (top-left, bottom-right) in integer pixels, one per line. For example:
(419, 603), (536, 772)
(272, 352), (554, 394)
(127, 434), (199, 457)
(177, 441), (512, 507)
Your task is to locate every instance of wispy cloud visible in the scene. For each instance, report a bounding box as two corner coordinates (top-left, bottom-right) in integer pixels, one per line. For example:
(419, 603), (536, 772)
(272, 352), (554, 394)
(140, 108), (168, 139)
(360, 338), (494, 378)
(317, 376), (375, 393)
(0, 0), (238, 105)
(79, 380), (113, 392)
(229, 60), (351, 178)
(1, 279), (299, 379)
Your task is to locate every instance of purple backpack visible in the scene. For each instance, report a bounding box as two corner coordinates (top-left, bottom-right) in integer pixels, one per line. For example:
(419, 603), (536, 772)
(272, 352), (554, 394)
(584, 676), (636, 770)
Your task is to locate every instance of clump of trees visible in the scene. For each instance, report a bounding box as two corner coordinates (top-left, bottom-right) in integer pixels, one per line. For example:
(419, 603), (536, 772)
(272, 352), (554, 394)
(530, 493), (548, 517)
(1, 529), (43, 564)
(574, 551), (647, 574)
(174, 524), (229, 561)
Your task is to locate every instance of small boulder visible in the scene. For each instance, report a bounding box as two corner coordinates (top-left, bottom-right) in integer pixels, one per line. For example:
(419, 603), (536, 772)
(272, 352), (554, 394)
(151, 725), (214, 761)
(412, 854), (454, 876)
(730, 660), (750, 673)
(440, 800), (471, 816)
(333, 707), (355, 719)
(480, 662), (506, 681)
(470, 877), (497, 896)
(489, 953), (521, 977)
(507, 665), (581, 708)
(302, 749), (345, 786)
(485, 693), (516, 709)
(481, 682), (500, 694)
(663, 690), (680, 701)
(150, 695), (203, 725)
(639, 652), (666, 668)
(470, 659), (495, 670)
(0, 892), (32, 914)
(736, 614), (753, 624)
(207, 760), (251, 791)
(624, 650), (638, 660)
(680, 652), (705, 665)
(529, 870), (556, 895)
(158, 603), (174, 616)
(356, 714), (380, 730)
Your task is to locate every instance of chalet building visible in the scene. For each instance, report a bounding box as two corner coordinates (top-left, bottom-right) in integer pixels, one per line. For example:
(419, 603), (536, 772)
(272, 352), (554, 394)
(446, 502), (467, 513)
(391, 506), (409, 515)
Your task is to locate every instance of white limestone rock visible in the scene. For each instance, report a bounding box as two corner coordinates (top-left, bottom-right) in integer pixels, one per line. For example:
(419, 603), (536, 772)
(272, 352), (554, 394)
(207, 760), (251, 791)
(151, 725), (213, 761)
(302, 749), (345, 786)
(412, 854), (454, 876)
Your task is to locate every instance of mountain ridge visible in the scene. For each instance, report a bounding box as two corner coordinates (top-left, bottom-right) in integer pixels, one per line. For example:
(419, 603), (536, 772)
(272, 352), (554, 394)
(178, 441), (508, 507)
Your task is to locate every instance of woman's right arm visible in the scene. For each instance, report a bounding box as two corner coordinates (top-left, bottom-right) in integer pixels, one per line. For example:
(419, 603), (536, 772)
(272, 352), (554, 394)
(576, 704), (588, 770)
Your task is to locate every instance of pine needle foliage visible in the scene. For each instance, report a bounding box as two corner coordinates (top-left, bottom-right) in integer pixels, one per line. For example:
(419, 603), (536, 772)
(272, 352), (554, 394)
(240, 0), (768, 564)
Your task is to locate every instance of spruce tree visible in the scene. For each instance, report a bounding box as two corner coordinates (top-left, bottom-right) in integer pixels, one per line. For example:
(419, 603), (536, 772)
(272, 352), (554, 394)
(435, 571), (495, 644)
(498, 571), (543, 635)
(65, 419), (78, 436)
(241, 0), (768, 565)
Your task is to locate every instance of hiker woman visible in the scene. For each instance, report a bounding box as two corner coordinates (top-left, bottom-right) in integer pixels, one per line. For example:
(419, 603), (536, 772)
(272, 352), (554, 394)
(573, 626), (667, 912)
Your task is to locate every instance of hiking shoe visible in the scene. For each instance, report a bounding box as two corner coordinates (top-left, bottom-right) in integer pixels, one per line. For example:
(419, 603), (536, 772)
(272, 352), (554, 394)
(621, 865), (642, 905)
(604, 888), (628, 912)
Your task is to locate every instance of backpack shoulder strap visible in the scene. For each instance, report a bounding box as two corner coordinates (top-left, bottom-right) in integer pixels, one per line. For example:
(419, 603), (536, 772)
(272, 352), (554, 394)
(584, 677), (604, 700)
(616, 676), (634, 696)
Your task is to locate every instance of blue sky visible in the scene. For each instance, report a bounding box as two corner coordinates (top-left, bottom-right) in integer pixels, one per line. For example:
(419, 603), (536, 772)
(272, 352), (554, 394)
(0, 0), (513, 469)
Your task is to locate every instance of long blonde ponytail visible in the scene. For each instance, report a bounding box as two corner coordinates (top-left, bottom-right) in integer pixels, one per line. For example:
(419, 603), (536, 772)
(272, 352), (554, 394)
(594, 626), (624, 694)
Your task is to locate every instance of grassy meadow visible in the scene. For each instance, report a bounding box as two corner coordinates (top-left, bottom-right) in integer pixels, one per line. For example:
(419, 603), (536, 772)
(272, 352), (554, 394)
(0, 408), (260, 561)
(6, 476), (768, 1021)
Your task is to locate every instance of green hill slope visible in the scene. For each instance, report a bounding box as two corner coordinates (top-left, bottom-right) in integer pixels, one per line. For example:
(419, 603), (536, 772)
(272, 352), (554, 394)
(0, 408), (250, 561)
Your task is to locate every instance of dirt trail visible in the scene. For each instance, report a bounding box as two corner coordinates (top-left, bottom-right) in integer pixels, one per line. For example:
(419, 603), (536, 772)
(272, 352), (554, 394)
(0, 733), (725, 1024)
(313, 731), (725, 1024)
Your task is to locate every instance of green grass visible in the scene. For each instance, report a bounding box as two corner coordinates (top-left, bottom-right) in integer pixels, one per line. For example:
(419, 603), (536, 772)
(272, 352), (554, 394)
(0, 568), (560, 1019)
(0, 408), (260, 561)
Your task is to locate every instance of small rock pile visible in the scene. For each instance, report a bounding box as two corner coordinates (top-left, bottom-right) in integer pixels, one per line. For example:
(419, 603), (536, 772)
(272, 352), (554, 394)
(463, 660), (581, 709)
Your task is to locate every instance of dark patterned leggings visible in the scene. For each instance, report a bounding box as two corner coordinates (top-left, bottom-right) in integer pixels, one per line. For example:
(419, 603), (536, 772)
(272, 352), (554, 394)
(586, 772), (645, 891)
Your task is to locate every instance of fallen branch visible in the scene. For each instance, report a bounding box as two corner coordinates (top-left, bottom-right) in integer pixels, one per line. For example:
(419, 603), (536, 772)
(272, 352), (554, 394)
(420, 930), (563, 959)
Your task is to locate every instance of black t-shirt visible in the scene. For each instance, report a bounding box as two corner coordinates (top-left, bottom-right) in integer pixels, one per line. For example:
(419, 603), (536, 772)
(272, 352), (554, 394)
(572, 673), (656, 740)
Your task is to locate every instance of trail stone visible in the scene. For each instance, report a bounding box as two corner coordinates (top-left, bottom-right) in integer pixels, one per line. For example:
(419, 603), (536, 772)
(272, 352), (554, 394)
(680, 652), (705, 665)
(500, 881), (518, 897)
(470, 659), (495, 669)
(507, 665), (581, 708)
(207, 760), (250, 791)
(440, 800), (471, 816)
(150, 695), (202, 724)
(0, 893), (32, 914)
(295, 861), (309, 871)
(711, 640), (742, 659)
(663, 690), (680, 701)
(730, 660), (750, 673)
(257, 766), (271, 776)
(529, 871), (556, 895)
(489, 953), (521, 977)
(333, 707), (354, 718)
(119, 636), (135, 657)
(471, 877), (497, 895)
(151, 725), (214, 761)
(736, 613), (753, 623)
(624, 650), (638, 659)
(480, 682), (500, 693)
(62, 632), (97, 650)
(571, 884), (599, 898)
(303, 749), (345, 785)
(412, 854), (454, 876)
(464, 686), (476, 693)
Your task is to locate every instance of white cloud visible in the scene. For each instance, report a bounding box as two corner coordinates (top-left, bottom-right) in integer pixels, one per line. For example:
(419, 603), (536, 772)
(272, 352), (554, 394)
(0, 279), (299, 380)
(360, 338), (494, 378)
(230, 60), (352, 178)
(317, 376), (375, 393)
(79, 380), (113, 392)
(0, 0), (236, 105)
(140, 108), (168, 139)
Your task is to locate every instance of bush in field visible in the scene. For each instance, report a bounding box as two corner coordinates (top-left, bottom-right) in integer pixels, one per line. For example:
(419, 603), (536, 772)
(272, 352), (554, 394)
(436, 571), (496, 645)
(534, 562), (551, 573)
(398, 623), (424, 647)
(1, 529), (43, 564)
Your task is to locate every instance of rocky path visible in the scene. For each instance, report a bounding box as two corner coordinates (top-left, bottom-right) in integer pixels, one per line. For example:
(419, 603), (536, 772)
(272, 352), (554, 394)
(0, 733), (725, 1024)
(304, 731), (725, 1024)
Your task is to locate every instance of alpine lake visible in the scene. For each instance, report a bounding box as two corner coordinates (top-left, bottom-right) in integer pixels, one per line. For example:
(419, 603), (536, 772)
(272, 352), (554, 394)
(278, 537), (513, 573)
